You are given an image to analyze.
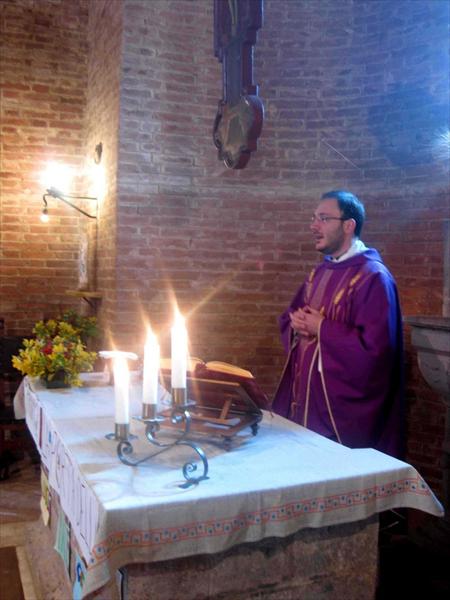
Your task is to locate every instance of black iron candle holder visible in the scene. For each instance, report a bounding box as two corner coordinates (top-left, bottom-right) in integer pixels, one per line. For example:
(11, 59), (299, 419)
(105, 423), (137, 441)
(111, 395), (209, 489)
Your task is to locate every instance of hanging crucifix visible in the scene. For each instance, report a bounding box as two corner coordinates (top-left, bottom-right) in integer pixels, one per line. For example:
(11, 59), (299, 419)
(213, 0), (264, 169)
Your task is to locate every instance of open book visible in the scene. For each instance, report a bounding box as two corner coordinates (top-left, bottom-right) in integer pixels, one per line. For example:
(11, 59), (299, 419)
(159, 357), (269, 410)
(159, 357), (253, 378)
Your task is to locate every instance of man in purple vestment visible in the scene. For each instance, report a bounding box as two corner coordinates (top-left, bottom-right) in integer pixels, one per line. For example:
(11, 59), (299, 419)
(272, 190), (404, 458)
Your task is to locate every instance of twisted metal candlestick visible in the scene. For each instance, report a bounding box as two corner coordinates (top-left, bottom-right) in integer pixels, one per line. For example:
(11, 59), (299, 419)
(114, 398), (209, 488)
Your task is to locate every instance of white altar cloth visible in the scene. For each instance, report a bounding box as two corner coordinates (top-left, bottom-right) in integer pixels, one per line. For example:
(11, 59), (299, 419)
(15, 375), (444, 598)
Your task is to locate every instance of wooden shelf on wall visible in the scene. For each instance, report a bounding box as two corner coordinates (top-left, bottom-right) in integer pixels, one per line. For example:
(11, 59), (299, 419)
(65, 290), (102, 309)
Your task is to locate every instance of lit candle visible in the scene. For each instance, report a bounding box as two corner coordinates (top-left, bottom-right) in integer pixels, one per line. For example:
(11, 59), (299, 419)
(143, 328), (160, 406)
(171, 310), (187, 390)
(113, 354), (130, 425)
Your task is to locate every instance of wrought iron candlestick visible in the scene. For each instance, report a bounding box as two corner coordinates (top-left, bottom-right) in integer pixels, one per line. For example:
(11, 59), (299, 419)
(113, 390), (209, 489)
(106, 423), (137, 441)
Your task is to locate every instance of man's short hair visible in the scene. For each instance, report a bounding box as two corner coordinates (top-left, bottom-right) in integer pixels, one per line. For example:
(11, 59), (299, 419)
(321, 190), (365, 237)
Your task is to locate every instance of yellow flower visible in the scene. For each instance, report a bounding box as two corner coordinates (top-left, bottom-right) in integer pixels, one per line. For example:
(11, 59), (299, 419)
(12, 315), (98, 387)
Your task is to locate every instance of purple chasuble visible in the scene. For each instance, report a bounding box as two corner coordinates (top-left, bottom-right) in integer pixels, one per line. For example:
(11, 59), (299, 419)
(272, 248), (404, 458)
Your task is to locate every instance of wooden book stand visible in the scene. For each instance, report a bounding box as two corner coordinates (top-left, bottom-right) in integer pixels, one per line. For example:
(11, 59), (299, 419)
(159, 367), (268, 449)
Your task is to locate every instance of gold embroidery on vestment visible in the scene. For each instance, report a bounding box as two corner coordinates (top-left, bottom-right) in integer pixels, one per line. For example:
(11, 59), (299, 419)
(354, 270), (374, 293)
(350, 273), (362, 287)
(333, 288), (344, 305)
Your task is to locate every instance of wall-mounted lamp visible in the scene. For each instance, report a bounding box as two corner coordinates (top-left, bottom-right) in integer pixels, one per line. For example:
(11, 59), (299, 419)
(94, 142), (103, 165)
(41, 187), (98, 221)
(40, 197), (50, 223)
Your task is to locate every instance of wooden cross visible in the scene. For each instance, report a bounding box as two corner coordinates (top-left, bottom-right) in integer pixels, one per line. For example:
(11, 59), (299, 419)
(213, 0), (264, 169)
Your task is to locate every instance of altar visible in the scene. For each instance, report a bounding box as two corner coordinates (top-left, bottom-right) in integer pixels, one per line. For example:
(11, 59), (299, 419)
(15, 374), (443, 599)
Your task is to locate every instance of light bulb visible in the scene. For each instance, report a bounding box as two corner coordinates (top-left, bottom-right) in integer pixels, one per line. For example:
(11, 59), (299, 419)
(40, 208), (49, 223)
(40, 161), (73, 192)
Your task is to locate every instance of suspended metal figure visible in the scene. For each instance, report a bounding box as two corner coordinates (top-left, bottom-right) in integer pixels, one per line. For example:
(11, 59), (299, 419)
(213, 0), (264, 169)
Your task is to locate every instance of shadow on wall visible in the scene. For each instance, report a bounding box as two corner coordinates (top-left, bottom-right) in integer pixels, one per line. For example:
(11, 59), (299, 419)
(368, 85), (449, 167)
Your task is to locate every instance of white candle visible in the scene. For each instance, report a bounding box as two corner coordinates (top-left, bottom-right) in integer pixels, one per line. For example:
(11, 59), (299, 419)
(113, 355), (130, 424)
(143, 328), (160, 405)
(171, 310), (187, 389)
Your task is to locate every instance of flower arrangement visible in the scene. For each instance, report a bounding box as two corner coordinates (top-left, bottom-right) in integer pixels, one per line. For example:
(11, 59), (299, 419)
(12, 312), (99, 387)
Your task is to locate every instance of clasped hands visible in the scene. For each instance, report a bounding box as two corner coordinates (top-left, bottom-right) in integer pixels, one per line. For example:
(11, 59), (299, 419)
(289, 305), (324, 338)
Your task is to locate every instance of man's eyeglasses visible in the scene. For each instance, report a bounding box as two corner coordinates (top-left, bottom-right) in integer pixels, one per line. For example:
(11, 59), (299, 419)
(310, 215), (346, 224)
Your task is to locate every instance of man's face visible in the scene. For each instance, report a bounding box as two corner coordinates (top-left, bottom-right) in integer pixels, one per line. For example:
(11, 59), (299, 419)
(310, 198), (350, 257)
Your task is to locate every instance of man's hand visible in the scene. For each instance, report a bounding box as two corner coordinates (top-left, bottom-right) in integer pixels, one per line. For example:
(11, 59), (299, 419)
(289, 306), (324, 337)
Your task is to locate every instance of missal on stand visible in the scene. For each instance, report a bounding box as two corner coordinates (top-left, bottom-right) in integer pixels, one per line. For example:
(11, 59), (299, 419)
(159, 357), (270, 447)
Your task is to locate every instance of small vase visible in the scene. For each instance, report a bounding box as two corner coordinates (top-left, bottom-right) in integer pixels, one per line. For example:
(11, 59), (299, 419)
(43, 370), (71, 389)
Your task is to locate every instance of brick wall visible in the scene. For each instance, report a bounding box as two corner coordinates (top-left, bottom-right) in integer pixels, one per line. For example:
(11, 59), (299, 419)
(0, 0), (448, 495)
(111, 0), (448, 494)
(0, 0), (89, 333)
(84, 0), (123, 339)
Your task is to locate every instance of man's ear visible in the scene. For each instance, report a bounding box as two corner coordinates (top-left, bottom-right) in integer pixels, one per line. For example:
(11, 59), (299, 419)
(344, 218), (356, 235)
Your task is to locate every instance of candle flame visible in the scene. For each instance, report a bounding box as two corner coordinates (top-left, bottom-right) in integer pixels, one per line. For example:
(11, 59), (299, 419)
(146, 325), (157, 343)
(143, 325), (160, 406)
(145, 328), (159, 356)
(171, 308), (188, 389)
(173, 308), (184, 325)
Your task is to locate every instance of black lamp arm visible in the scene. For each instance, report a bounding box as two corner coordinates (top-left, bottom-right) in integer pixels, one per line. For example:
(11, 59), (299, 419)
(44, 188), (97, 219)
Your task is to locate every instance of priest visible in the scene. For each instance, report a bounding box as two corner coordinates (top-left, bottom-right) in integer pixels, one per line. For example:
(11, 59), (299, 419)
(272, 190), (404, 458)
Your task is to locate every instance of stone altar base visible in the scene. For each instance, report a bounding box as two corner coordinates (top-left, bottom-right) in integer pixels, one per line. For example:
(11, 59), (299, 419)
(25, 514), (378, 600)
